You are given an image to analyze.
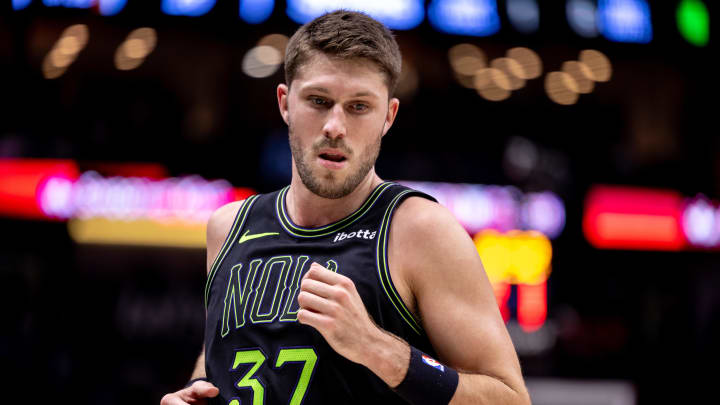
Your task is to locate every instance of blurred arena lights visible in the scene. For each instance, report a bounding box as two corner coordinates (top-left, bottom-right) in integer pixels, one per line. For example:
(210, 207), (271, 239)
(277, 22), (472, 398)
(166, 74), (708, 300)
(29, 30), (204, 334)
(579, 49), (612, 82)
(162, 0), (217, 17)
(490, 57), (526, 90)
(597, 0), (653, 43)
(399, 181), (566, 239)
(98, 0), (128, 16)
(448, 43), (487, 89)
(114, 27), (157, 71)
(0, 159), (80, 219)
(677, 0), (710, 47)
(239, 0), (275, 24)
(41, 0), (93, 8)
(242, 45), (282, 78)
(475, 67), (511, 101)
(561, 61), (595, 94)
(474, 229), (552, 332)
(257, 34), (289, 59)
(682, 196), (718, 247)
(42, 24), (89, 79)
(506, 0), (540, 34)
(583, 185), (685, 251)
(286, 0), (425, 30)
(506, 47), (542, 80)
(12, 0), (31, 10)
(544, 71), (579, 105)
(566, 0), (599, 38)
(428, 0), (501, 37)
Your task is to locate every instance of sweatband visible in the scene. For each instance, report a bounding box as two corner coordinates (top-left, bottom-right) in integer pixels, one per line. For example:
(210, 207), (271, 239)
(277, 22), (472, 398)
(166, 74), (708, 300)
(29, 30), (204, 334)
(394, 346), (459, 405)
(184, 377), (208, 388)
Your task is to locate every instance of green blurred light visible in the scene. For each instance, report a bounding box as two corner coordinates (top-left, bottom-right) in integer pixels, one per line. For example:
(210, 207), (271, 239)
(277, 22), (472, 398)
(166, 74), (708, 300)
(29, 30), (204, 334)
(677, 0), (709, 47)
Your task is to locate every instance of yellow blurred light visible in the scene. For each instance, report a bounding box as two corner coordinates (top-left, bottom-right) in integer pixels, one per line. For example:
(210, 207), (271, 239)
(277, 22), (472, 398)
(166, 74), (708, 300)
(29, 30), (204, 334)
(562, 61), (595, 94)
(61, 24), (89, 49)
(242, 45), (282, 78)
(124, 38), (149, 59)
(579, 49), (612, 82)
(68, 218), (206, 248)
(474, 68), (511, 101)
(114, 27), (157, 71)
(114, 48), (143, 70)
(448, 43), (486, 76)
(545, 71), (579, 105)
(42, 55), (67, 79)
(58, 36), (81, 55)
(50, 47), (76, 68)
(257, 34), (289, 60)
(490, 57), (526, 90)
(473, 230), (552, 285)
(506, 47), (542, 79)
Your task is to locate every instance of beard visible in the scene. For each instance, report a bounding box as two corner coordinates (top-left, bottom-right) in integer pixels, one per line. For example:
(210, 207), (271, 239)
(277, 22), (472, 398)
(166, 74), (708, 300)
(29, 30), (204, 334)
(289, 122), (382, 199)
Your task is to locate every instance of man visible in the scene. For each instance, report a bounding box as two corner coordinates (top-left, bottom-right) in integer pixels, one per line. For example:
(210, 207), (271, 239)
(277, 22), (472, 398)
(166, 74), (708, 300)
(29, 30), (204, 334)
(162, 10), (529, 405)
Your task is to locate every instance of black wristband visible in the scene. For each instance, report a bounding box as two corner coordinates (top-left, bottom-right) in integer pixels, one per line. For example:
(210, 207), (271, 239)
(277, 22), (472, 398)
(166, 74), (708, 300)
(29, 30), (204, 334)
(184, 377), (208, 388)
(394, 346), (459, 405)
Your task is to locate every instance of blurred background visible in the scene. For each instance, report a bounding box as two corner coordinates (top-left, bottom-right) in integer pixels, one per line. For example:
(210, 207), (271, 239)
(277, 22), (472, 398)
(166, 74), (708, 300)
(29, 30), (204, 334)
(1, 1), (718, 404)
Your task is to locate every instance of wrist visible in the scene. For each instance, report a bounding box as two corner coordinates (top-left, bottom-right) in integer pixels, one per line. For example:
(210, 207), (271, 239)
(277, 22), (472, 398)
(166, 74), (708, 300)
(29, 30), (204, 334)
(362, 328), (411, 388)
(184, 376), (208, 388)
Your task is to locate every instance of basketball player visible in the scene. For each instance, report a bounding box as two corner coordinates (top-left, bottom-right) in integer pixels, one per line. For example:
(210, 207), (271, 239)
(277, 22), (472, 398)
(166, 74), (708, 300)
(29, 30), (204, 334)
(161, 10), (529, 405)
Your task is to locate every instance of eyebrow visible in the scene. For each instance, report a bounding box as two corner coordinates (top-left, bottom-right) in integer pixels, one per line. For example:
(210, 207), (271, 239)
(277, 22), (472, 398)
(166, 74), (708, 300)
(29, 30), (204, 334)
(305, 86), (379, 99)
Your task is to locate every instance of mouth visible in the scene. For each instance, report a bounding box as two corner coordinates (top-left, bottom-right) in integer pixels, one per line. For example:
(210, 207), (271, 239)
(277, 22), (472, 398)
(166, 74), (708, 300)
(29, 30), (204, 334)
(318, 152), (347, 163)
(317, 149), (348, 170)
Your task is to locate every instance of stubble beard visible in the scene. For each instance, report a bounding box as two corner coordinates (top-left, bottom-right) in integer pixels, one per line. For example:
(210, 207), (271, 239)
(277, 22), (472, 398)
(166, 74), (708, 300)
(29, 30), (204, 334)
(289, 123), (381, 200)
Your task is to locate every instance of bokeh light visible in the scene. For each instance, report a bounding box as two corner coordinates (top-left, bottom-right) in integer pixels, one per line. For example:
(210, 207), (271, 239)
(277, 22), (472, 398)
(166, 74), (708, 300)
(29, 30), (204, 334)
(579, 49), (612, 82)
(114, 27), (157, 71)
(545, 71), (579, 105)
(506, 47), (542, 79)
(562, 60), (595, 93)
(475, 67), (511, 101)
(242, 45), (282, 78)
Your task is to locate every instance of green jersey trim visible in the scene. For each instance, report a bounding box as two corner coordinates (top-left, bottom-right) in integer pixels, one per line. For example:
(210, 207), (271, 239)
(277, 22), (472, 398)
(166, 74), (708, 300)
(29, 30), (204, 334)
(205, 194), (260, 308)
(275, 182), (395, 238)
(376, 190), (424, 335)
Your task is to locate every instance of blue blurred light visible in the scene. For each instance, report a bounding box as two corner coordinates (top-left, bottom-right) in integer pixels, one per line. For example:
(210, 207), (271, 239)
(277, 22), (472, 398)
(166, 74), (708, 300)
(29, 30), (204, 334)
(507, 0), (539, 34)
(597, 0), (652, 43)
(428, 0), (500, 37)
(285, 0), (424, 30)
(162, 0), (217, 17)
(12, 0), (32, 10)
(566, 0), (598, 38)
(98, 0), (127, 16)
(240, 0), (274, 24)
(43, 0), (92, 7)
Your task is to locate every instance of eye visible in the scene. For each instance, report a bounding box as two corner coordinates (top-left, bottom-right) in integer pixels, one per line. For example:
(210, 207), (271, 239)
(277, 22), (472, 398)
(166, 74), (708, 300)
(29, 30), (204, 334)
(350, 103), (369, 112)
(309, 96), (328, 107)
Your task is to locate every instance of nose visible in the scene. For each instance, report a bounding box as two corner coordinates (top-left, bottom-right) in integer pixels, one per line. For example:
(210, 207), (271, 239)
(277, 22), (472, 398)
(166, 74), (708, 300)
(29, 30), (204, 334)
(322, 104), (346, 140)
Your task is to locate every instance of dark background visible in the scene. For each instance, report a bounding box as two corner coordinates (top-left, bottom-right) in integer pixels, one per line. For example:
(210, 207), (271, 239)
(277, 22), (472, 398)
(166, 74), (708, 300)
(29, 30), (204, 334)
(1, 1), (718, 404)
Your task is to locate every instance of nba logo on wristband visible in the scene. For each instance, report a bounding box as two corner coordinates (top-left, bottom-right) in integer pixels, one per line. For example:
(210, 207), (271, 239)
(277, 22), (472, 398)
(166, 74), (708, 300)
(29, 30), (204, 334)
(421, 354), (445, 372)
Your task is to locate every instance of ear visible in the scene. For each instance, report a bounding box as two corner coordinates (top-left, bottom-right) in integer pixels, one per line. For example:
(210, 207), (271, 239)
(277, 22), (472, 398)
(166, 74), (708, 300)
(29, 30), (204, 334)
(277, 83), (290, 125)
(382, 97), (400, 137)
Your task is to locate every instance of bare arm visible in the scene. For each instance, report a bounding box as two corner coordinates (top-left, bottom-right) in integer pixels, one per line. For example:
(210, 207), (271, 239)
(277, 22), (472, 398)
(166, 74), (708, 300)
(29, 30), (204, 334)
(160, 201), (242, 405)
(296, 197), (529, 405)
(390, 198), (529, 405)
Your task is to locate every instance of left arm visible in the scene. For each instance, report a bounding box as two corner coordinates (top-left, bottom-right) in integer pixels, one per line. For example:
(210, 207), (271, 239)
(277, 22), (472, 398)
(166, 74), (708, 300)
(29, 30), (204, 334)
(296, 197), (530, 405)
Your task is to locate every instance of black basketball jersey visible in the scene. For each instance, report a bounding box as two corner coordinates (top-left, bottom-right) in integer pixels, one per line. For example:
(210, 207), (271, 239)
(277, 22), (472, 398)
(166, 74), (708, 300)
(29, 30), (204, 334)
(203, 182), (439, 405)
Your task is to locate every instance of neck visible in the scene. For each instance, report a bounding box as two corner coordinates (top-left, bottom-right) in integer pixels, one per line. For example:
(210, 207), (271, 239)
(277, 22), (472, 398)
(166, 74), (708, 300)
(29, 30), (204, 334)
(286, 171), (383, 228)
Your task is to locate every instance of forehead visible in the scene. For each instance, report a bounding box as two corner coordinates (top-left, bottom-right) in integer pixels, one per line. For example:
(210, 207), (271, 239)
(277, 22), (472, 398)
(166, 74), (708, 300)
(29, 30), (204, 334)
(292, 53), (389, 98)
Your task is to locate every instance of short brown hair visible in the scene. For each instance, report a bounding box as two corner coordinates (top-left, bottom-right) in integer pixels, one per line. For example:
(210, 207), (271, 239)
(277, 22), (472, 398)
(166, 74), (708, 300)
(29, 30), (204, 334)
(284, 10), (402, 96)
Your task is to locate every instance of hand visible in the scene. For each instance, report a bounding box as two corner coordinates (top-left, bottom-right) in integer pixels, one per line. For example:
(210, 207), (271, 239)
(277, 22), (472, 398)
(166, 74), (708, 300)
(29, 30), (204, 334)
(160, 380), (219, 405)
(297, 262), (382, 365)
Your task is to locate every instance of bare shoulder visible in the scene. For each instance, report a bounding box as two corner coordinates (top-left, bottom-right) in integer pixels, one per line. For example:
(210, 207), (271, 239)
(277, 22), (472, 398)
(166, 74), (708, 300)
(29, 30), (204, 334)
(206, 200), (244, 273)
(391, 196), (472, 255)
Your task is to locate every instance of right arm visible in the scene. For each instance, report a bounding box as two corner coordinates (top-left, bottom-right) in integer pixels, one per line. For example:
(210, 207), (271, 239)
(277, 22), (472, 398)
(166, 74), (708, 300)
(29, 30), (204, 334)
(160, 201), (244, 405)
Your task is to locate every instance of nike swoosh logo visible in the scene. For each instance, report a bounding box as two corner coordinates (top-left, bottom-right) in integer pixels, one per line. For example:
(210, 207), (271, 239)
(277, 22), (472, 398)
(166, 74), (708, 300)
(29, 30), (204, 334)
(238, 230), (279, 244)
